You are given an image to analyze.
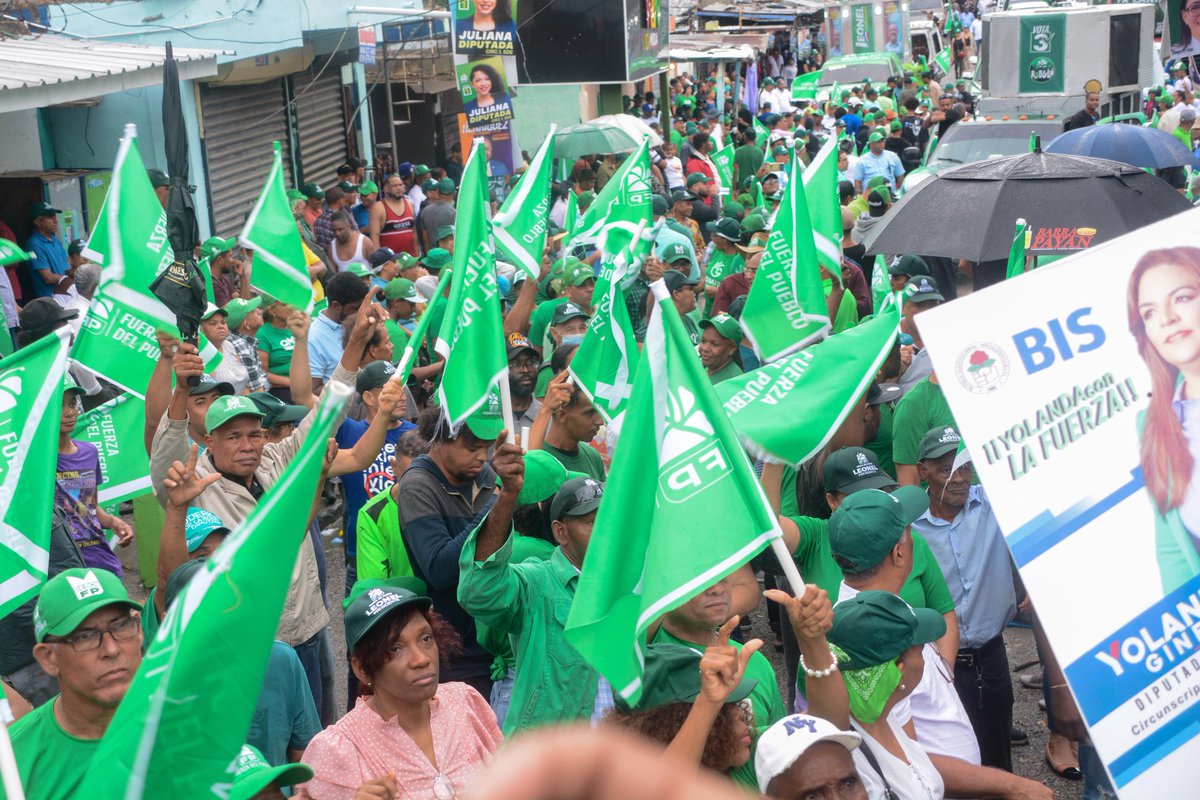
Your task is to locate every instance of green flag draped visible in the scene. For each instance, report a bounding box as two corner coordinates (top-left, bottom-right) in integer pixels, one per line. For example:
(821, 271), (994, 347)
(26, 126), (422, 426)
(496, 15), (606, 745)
(712, 143), (735, 191)
(802, 137), (844, 276)
(717, 303), (900, 465)
(753, 117), (770, 150)
(0, 329), (70, 618)
(1006, 219), (1029, 280)
(564, 280), (781, 704)
(494, 127), (556, 281)
(791, 72), (820, 102)
(240, 142), (313, 313)
(72, 393), (152, 506)
(740, 157), (830, 362)
(434, 141), (507, 433)
(870, 254), (892, 315)
(77, 384), (351, 799)
(568, 140), (654, 260)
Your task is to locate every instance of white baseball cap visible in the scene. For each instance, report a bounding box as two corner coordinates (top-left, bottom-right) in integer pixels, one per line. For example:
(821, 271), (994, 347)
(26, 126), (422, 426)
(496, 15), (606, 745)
(755, 714), (863, 792)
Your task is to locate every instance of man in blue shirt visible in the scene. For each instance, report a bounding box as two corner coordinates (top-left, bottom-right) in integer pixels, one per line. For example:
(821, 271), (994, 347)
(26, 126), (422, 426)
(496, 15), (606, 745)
(852, 131), (906, 193)
(25, 202), (72, 298)
(911, 426), (1018, 773)
(308, 271), (369, 393)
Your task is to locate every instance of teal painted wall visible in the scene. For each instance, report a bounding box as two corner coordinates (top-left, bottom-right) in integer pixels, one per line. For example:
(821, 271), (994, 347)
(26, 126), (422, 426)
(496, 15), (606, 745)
(511, 84), (582, 158)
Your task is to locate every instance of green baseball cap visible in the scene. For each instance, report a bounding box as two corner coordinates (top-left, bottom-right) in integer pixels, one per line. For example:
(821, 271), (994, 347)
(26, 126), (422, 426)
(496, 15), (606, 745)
(356, 360), (398, 395)
(421, 248), (452, 270)
(337, 180), (358, 193)
(763, 77), (776, 86)
(422, 178), (439, 194)
(828, 590), (947, 671)
(889, 120), (902, 132)
(29, 201), (61, 221)
(395, 251), (418, 271)
(223, 296), (262, 329)
(651, 194), (669, 216)
(827, 486), (929, 574)
(616, 643), (758, 712)
(904, 274), (944, 304)
(550, 475), (604, 521)
(918, 426), (963, 461)
(230, 745), (313, 800)
(516, 450), (570, 505)
(721, 200), (745, 218)
(33, 567), (141, 642)
(147, 168), (171, 188)
(200, 236), (237, 259)
(707, 217), (742, 243)
(741, 213), (767, 234)
(437, 177), (456, 194)
(685, 122), (698, 135)
(343, 262), (373, 279)
(358, 180), (379, 195)
(435, 225), (456, 243)
(867, 130), (886, 144)
(63, 378), (85, 399)
(559, 258), (594, 287)
(414, 164), (432, 176)
(384, 277), (421, 302)
(888, 255), (929, 278)
(699, 312), (743, 344)
(823, 447), (897, 494)
(343, 578), (433, 651)
(465, 386), (504, 439)
(344, 576), (428, 608)
(661, 242), (692, 264)
(552, 301), (589, 326)
(189, 374), (235, 398)
(301, 182), (325, 199)
(200, 303), (227, 322)
(773, 145), (790, 156)
(205, 394), (266, 434)
(686, 171), (714, 187)
(247, 391), (308, 428)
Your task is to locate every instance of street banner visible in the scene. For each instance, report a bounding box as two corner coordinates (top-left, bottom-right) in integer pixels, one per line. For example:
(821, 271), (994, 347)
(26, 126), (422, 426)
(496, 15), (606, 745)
(0, 330), (69, 620)
(1018, 14), (1066, 94)
(791, 71), (820, 102)
(568, 139), (654, 261)
(717, 303), (899, 465)
(850, 3), (874, 54)
(1165, 0), (1200, 61)
(457, 57), (515, 130)
(453, 0), (519, 57)
(78, 384), (350, 799)
(802, 136), (843, 277)
(712, 144), (735, 192)
(72, 393), (152, 507)
(565, 280), (781, 704)
(915, 207), (1200, 798)
(240, 142), (314, 313)
(494, 126), (556, 281)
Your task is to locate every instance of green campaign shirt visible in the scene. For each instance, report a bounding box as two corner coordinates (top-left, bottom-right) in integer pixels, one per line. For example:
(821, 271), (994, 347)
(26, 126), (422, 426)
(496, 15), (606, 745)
(891, 377), (957, 466)
(704, 250), (744, 317)
(733, 144), (765, 187)
(356, 488), (414, 582)
(11, 698), (101, 800)
(540, 441), (606, 483)
(708, 359), (743, 385)
(384, 318), (411, 357)
(256, 323), (296, 376)
(865, 401), (897, 479)
(476, 535), (557, 679)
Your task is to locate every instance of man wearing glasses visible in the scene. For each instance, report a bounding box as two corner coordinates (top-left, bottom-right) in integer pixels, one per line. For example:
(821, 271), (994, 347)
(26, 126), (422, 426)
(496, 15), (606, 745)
(505, 332), (542, 433)
(11, 567), (143, 798)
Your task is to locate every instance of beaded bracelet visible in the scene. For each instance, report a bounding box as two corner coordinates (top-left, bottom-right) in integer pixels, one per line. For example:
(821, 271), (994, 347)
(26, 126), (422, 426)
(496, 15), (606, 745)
(799, 652), (840, 679)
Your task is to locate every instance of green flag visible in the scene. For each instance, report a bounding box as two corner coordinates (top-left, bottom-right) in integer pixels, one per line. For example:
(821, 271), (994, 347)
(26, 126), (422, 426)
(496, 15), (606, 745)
(568, 139), (654, 260)
(753, 177), (767, 211)
(0, 329), (70, 619)
(395, 269), (452, 384)
(77, 383), (350, 799)
(72, 393), (152, 506)
(240, 142), (313, 313)
(870, 254), (892, 315)
(933, 47), (951, 77)
(711, 143), (735, 191)
(753, 116), (770, 150)
(717, 303), (901, 465)
(564, 280), (781, 704)
(0, 238), (33, 267)
(494, 127), (556, 282)
(434, 141), (507, 433)
(1006, 219), (1029, 280)
(791, 72), (820, 102)
(802, 137), (844, 276)
(563, 191), (580, 237)
(740, 157), (830, 362)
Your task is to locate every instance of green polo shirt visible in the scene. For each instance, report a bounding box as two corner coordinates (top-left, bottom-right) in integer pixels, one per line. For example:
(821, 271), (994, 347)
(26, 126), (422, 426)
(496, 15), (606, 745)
(356, 488), (414, 582)
(459, 527), (600, 735)
(529, 297), (570, 353)
(891, 377), (957, 467)
(476, 535), (556, 679)
(540, 441), (606, 482)
(708, 359), (743, 385)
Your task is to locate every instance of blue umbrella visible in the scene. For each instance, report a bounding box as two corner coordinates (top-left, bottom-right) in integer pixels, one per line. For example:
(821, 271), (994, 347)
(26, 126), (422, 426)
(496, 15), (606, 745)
(1045, 122), (1198, 169)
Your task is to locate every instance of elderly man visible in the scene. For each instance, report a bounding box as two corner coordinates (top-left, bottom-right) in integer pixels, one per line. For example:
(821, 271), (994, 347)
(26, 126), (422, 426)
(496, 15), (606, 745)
(26, 202), (72, 298)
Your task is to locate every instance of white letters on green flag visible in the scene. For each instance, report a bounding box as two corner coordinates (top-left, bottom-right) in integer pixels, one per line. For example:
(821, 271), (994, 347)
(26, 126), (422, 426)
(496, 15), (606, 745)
(0, 329), (70, 619)
(240, 142), (313, 313)
(792, 72), (820, 102)
(740, 157), (830, 362)
(494, 127), (556, 281)
(802, 136), (844, 276)
(72, 393), (152, 506)
(712, 143), (735, 191)
(565, 280), (781, 704)
(78, 384), (351, 799)
(568, 139), (653, 260)
(717, 303), (900, 464)
(434, 140), (507, 433)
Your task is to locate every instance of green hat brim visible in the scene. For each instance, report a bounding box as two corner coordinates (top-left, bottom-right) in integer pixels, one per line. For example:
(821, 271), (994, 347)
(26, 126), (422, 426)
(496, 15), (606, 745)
(230, 763), (315, 800)
(41, 597), (142, 642)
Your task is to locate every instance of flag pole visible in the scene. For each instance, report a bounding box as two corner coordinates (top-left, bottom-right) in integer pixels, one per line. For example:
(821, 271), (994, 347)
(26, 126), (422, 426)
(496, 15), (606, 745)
(498, 366), (517, 446)
(770, 537), (806, 595)
(0, 715), (26, 800)
(392, 269), (454, 384)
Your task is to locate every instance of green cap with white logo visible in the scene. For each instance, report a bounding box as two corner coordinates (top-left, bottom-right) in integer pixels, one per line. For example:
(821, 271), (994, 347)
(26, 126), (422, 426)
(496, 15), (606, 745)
(827, 487), (929, 574)
(699, 312), (743, 344)
(205, 394), (266, 434)
(917, 426), (963, 461)
(33, 567), (142, 642)
(823, 447), (897, 494)
(230, 744), (313, 800)
(342, 577), (432, 651)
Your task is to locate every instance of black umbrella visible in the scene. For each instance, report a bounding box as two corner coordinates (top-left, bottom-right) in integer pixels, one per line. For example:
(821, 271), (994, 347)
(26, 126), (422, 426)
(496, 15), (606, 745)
(862, 149), (1193, 263)
(150, 40), (206, 368)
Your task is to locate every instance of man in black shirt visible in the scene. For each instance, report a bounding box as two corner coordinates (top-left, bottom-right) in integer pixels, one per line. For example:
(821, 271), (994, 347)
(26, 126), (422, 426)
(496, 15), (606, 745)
(931, 93), (964, 138)
(1062, 92), (1100, 132)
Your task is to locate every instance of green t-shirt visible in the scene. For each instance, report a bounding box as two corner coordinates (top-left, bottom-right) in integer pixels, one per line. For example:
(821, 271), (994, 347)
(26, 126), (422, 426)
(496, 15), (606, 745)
(540, 441), (606, 482)
(733, 144), (765, 187)
(865, 401), (896, 480)
(670, 129), (685, 149)
(384, 318), (411, 357)
(891, 377), (957, 467)
(705, 250), (744, 317)
(256, 323), (296, 376)
(356, 488), (414, 582)
(11, 698), (101, 800)
(709, 359), (743, 385)
(534, 363), (554, 399)
(529, 297), (570, 353)
(681, 313), (702, 346)
(142, 587), (161, 642)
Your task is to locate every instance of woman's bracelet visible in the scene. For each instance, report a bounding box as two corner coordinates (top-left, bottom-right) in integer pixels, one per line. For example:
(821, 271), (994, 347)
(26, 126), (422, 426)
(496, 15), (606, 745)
(799, 651), (840, 679)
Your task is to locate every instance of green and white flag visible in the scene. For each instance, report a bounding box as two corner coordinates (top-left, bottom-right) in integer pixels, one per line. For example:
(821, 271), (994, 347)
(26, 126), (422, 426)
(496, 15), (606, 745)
(933, 46), (951, 77)
(0, 238), (32, 267)
(792, 71), (820, 102)
(72, 393), (152, 506)
(717, 303), (900, 465)
(565, 280), (781, 704)
(77, 384), (350, 799)
(870, 254), (891, 315)
(563, 191), (580, 237)
(712, 143), (735, 191)
(0, 329), (70, 619)
(434, 140), (507, 433)
(1006, 219), (1029, 280)
(568, 139), (654, 260)
(240, 142), (313, 313)
(753, 116), (771, 149)
(740, 157), (830, 362)
(802, 136), (843, 276)
(494, 126), (556, 282)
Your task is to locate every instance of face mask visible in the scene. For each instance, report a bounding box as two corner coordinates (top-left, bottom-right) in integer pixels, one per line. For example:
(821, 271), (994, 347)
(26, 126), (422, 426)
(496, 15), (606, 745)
(561, 334), (585, 346)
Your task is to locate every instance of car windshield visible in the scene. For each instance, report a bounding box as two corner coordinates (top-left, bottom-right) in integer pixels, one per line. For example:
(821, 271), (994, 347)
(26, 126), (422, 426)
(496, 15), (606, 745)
(928, 122), (1062, 169)
(821, 61), (894, 86)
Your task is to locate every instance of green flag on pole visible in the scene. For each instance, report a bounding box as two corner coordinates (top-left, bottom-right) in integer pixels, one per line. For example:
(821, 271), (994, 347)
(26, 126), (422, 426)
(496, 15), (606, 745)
(240, 142), (313, 313)
(802, 137), (844, 277)
(1006, 219), (1029, 280)
(568, 139), (654, 260)
(870, 254), (892, 315)
(434, 140), (507, 434)
(0, 329), (70, 619)
(77, 384), (351, 799)
(753, 117), (770, 150)
(72, 393), (152, 506)
(564, 280), (781, 705)
(563, 191), (580, 238)
(494, 126), (556, 282)
(753, 177), (767, 211)
(0, 238), (32, 267)
(791, 72), (820, 102)
(740, 157), (830, 362)
(717, 303), (901, 465)
(933, 47), (951, 77)
(711, 143), (735, 191)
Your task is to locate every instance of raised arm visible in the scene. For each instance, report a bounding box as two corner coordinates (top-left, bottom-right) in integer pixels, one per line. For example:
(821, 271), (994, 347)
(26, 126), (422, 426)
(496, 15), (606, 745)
(765, 585), (847, 729)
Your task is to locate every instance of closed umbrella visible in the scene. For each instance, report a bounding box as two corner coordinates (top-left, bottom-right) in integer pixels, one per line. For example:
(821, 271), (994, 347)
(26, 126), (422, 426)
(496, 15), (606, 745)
(553, 114), (661, 159)
(1045, 122), (1199, 169)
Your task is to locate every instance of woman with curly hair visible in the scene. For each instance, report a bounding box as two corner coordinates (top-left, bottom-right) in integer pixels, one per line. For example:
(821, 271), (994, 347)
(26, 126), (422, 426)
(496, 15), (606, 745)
(464, 64), (511, 118)
(296, 578), (502, 799)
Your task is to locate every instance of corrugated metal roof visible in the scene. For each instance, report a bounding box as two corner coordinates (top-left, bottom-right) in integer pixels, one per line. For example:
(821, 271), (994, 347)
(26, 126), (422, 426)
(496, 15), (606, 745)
(0, 34), (220, 91)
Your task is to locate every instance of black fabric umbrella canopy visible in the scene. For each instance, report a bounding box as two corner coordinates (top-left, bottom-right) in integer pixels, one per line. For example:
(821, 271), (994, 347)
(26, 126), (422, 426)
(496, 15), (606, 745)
(861, 151), (1193, 263)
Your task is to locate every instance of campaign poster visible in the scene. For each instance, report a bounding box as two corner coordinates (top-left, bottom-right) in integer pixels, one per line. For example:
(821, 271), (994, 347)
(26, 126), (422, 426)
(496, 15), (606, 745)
(453, 0), (518, 57)
(456, 57), (515, 130)
(916, 206), (1200, 798)
(456, 114), (517, 202)
(1017, 13), (1066, 94)
(850, 3), (874, 55)
(827, 7), (845, 57)
(884, 2), (903, 55)
(1165, 0), (1200, 60)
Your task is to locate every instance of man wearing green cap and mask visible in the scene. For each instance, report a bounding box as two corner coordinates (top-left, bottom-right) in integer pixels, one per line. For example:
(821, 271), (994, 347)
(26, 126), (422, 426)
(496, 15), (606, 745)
(526, 257), (595, 350)
(11, 568), (144, 799)
(852, 131), (905, 195)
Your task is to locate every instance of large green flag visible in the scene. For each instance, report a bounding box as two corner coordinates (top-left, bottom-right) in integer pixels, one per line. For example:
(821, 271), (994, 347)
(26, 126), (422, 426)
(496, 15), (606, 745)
(791, 71), (820, 102)
(563, 191), (580, 237)
(753, 116), (770, 150)
(711, 143), (735, 191)
(0, 329), (70, 619)
(434, 141), (507, 432)
(72, 393), (152, 506)
(870, 254), (891, 315)
(568, 139), (653, 260)
(740, 157), (830, 362)
(494, 127), (556, 282)
(0, 240), (30, 355)
(78, 383), (350, 798)
(240, 142), (313, 313)
(933, 46), (951, 77)
(565, 280), (781, 704)
(1006, 219), (1029, 280)
(802, 136), (843, 276)
(717, 303), (900, 465)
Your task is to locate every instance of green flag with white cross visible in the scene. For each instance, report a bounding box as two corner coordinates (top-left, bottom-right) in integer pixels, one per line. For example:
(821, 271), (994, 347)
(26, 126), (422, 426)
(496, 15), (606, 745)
(494, 127), (556, 282)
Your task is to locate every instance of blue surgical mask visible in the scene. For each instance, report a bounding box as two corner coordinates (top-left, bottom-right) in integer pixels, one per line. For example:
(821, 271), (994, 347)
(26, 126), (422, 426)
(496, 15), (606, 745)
(561, 334), (585, 346)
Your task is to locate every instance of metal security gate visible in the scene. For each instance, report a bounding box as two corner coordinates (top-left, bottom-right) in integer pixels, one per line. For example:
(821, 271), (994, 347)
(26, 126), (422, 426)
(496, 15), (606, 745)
(293, 65), (349, 191)
(199, 80), (290, 237)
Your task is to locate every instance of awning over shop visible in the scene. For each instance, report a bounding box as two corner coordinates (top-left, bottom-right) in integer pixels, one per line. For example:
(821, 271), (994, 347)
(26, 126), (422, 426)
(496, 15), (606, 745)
(669, 34), (766, 62)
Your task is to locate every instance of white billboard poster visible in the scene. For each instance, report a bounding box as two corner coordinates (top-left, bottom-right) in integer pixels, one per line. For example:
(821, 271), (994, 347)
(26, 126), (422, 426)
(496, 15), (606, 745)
(916, 206), (1200, 798)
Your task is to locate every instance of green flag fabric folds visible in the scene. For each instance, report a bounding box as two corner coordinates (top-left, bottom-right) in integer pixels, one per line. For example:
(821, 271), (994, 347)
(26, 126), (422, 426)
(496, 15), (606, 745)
(712, 143), (735, 191)
(72, 393), (152, 507)
(565, 280), (781, 704)
(240, 142), (313, 313)
(1006, 219), (1029, 280)
(802, 137), (844, 277)
(568, 139), (654, 260)
(494, 127), (556, 281)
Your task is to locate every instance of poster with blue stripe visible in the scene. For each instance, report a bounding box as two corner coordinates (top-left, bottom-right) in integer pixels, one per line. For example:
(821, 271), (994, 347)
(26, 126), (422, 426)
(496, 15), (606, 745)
(917, 206), (1200, 797)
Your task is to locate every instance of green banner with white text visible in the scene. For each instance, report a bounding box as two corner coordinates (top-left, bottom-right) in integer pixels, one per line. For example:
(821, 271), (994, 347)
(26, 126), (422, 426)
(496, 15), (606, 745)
(1018, 14), (1065, 94)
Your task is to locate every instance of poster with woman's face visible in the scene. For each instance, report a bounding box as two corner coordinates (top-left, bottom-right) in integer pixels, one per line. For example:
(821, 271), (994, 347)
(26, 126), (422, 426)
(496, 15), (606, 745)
(1168, 0), (1200, 58)
(457, 57), (515, 130)
(917, 207), (1200, 800)
(454, 0), (519, 57)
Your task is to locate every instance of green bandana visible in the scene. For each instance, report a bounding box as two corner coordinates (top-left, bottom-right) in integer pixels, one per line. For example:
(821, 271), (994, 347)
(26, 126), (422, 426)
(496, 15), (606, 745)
(833, 643), (901, 724)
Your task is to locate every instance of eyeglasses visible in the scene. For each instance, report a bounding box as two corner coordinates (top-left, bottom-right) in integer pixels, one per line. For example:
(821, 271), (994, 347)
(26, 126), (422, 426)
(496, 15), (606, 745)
(1184, 4), (1200, 14)
(49, 615), (139, 652)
